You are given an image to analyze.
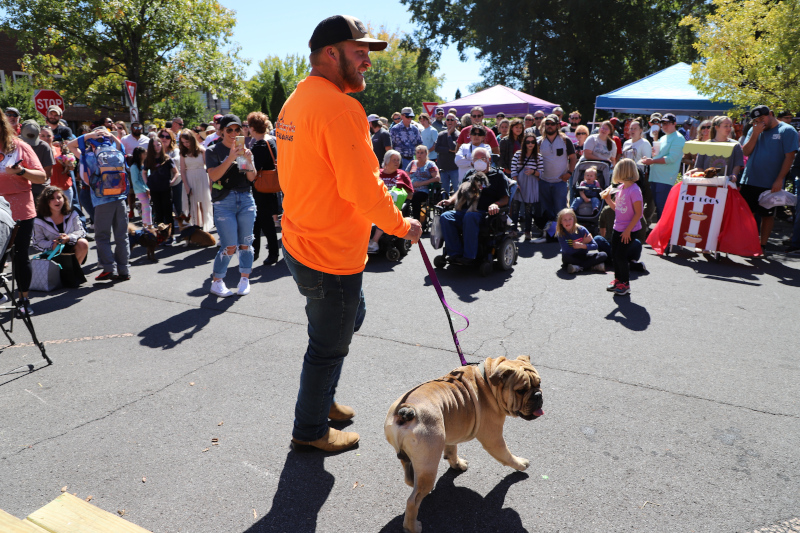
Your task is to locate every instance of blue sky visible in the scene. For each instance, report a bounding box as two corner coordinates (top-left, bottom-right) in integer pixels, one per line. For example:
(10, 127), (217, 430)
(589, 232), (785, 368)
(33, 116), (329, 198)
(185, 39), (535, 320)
(219, 0), (484, 102)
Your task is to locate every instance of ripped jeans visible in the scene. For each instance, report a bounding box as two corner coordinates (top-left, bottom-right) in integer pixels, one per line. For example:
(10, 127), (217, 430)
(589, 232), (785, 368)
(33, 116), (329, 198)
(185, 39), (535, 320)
(212, 190), (257, 279)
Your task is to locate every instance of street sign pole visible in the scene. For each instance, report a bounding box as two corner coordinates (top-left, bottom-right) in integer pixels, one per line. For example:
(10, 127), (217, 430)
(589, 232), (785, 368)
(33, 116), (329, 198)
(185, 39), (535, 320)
(124, 80), (138, 123)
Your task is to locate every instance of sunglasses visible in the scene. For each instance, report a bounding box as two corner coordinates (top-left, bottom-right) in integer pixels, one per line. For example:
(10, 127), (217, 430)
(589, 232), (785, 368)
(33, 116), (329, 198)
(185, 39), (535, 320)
(6, 113), (19, 118)
(576, 132), (587, 136)
(471, 114), (484, 118)
(545, 121), (557, 125)
(524, 141), (537, 145)
(700, 125), (710, 130)
(159, 135), (171, 140)
(225, 127), (241, 134)
(392, 117), (401, 121)
(470, 132), (486, 136)
(534, 117), (544, 121)
(445, 118), (456, 122)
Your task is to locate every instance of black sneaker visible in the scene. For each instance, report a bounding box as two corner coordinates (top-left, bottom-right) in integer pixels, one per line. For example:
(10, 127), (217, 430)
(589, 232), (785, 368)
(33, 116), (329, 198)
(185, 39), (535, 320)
(85, 235), (95, 242)
(113, 273), (131, 281)
(264, 254), (279, 265)
(630, 260), (647, 272)
(785, 245), (800, 255)
(15, 297), (33, 317)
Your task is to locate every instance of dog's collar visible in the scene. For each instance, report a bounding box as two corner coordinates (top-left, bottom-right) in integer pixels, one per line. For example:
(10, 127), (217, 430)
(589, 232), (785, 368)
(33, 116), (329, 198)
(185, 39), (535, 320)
(477, 360), (486, 381)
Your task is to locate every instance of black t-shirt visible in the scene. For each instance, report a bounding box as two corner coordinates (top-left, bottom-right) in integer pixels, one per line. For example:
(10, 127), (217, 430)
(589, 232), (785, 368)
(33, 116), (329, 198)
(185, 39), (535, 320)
(372, 129), (391, 164)
(146, 159), (174, 192)
(463, 168), (510, 212)
(434, 130), (459, 171)
(206, 142), (252, 200)
(251, 137), (277, 171)
(51, 124), (75, 142)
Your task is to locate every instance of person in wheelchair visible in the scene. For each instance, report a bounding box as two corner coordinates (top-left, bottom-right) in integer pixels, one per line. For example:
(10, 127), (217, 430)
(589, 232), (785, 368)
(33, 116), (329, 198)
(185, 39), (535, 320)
(368, 150), (414, 253)
(437, 148), (509, 264)
(406, 144), (439, 222)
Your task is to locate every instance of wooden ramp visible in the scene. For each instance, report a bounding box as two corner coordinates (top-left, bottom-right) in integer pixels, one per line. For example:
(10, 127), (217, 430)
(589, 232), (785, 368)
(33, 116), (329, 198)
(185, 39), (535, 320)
(1, 494), (152, 533)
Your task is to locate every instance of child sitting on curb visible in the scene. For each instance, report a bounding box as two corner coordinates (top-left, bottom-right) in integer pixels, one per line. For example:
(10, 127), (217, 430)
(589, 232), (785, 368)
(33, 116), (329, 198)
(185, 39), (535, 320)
(555, 208), (607, 274)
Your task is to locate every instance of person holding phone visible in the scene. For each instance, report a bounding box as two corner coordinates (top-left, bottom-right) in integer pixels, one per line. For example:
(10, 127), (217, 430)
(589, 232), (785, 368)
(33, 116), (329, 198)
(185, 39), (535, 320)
(205, 114), (257, 297)
(0, 113), (48, 316)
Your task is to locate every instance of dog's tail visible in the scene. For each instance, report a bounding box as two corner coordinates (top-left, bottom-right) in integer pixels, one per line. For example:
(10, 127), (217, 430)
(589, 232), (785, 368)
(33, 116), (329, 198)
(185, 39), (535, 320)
(394, 404), (416, 425)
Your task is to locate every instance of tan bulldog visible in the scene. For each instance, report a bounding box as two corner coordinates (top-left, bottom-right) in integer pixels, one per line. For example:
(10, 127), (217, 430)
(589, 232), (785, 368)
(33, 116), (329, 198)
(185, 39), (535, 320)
(384, 355), (543, 533)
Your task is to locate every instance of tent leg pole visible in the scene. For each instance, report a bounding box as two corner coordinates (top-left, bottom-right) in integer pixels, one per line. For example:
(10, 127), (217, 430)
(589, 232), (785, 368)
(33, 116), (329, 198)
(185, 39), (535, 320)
(592, 108), (597, 130)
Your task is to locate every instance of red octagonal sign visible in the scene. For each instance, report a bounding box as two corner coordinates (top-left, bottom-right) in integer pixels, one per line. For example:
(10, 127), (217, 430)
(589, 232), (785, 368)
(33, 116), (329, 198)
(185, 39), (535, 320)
(33, 89), (64, 118)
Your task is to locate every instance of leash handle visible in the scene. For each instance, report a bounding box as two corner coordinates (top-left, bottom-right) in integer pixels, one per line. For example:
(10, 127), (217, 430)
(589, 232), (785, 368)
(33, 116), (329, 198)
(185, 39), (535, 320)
(418, 241), (469, 366)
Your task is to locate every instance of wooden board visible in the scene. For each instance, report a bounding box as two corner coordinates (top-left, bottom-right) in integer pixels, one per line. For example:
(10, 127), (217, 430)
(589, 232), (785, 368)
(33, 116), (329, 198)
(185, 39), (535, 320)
(0, 509), (49, 532)
(25, 493), (152, 533)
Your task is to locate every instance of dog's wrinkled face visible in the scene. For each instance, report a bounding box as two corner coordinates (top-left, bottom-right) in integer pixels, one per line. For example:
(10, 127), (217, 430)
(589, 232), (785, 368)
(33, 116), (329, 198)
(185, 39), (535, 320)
(487, 355), (543, 420)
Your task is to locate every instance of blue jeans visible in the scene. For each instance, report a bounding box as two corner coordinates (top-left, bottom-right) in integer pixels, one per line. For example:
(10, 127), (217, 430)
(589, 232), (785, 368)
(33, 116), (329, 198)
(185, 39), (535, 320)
(570, 197), (601, 212)
(539, 180), (568, 223)
(650, 182), (673, 220)
(441, 209), (484, 259)
(283, 247), (366, 441)
(79, 182), (95, 224)
(212, 191), (256, 278)
(595, 235), (642, 264)
(439, 169), (459, 196)
(171, 181), (183, 220)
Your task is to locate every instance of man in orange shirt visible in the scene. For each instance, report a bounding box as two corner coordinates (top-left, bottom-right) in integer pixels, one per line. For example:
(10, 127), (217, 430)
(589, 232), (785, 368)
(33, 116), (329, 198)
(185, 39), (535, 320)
(277, 15), (422, 453)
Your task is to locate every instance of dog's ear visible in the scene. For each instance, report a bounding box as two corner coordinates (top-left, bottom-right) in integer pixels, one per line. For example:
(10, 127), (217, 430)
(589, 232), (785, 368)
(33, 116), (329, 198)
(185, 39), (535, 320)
(488, 365), (514, 386)
(517, 355), (531, 363)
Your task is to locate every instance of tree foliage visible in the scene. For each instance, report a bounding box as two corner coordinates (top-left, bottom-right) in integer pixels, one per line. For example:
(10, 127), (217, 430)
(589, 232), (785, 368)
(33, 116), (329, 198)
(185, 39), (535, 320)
(681, 0), (800, 112)
(0, 0), (248, 119)
(351, 25), (442, 118)
(231, 54), (309, 119)
(151, 91), (209, 125)
(0, 77), (44, 125)
(269, 70), (287, 122)
(401, 0), (709, 118)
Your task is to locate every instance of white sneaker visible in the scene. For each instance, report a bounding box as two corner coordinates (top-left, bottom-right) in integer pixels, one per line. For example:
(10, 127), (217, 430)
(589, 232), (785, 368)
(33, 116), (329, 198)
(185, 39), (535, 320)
(592, 263), (606, 272)
(567, 264), (583, 274)
(367, 241), (380, 253)
(532, 236), (547, 244)
(210, 279), (233, 297)
(505, 215), (514, 226)
(237, 277), (250, 296)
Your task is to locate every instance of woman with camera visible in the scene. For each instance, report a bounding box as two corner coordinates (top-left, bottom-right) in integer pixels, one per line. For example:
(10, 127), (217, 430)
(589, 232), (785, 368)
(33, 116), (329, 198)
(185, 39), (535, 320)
(205, 114), (257, 297)
(0, 113), (48, 316)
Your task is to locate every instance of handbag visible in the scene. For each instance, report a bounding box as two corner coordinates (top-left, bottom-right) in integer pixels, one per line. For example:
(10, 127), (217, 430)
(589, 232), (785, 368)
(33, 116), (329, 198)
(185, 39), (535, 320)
(253, 138), (281, 193)
(53, 252), (86, 288)
(30, 244), (64, 292)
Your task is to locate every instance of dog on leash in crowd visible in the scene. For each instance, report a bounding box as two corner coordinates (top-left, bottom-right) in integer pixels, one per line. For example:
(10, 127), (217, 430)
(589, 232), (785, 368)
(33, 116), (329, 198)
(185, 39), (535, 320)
(128, 223), (172, 262)
(178, 225), (216, 247)
(384, 355), (543, 533)
(453, 171), (490, 212)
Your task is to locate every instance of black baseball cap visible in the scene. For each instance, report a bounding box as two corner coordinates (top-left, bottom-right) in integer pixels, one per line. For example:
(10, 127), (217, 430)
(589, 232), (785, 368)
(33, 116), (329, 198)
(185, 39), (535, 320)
(750, 105), (770, 119)
(661, 113), (678, 124)
(219, 114), (242, 129)
(309, 15), (388, 52)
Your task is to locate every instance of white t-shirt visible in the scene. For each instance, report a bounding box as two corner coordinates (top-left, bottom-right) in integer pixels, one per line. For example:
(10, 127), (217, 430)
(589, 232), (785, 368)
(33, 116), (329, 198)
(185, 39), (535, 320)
(120, 133), (150, 156)
(583, 134), (617, 162)
(621, 137), (652, 168)
(202, 133), (219, 148)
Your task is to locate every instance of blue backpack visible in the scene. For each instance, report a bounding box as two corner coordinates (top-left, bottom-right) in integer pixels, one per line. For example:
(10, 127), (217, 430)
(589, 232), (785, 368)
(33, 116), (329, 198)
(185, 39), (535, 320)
(78, 136), (127, 197)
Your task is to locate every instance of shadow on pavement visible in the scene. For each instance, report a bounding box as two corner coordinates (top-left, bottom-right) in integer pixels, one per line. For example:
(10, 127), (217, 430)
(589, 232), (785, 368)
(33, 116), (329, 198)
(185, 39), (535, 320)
(242, 450), (334, 533)
(155, 246), (218, 274)
(605, 298), (650, 331)
(423, 267), (513, 303)
(516, 240), (560, 260)
(379, 469), (530, 533)
(137, 295), (237, 349)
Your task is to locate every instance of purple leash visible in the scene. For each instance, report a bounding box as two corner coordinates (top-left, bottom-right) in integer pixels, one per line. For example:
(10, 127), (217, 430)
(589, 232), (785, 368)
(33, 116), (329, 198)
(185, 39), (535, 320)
(418, 241), (470, 366)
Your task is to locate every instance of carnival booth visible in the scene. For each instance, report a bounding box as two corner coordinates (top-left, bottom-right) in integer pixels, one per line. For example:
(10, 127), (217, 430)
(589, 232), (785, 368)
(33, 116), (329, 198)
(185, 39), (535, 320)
(646, 141), (762, 258)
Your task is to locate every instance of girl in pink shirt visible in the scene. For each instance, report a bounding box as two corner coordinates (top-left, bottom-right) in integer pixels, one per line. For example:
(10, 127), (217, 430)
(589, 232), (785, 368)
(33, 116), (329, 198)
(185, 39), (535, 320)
(602, 158), (642, 296)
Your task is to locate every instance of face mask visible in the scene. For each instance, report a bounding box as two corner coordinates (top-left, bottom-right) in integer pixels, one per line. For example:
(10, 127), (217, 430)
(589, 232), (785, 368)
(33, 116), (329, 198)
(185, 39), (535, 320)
(650, 124), (660, 133)
(473, 160), (488, 172)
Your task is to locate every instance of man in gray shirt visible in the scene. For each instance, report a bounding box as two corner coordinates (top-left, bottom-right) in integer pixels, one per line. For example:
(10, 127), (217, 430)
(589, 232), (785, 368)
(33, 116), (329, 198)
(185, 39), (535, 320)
(538, 114), (576, 238)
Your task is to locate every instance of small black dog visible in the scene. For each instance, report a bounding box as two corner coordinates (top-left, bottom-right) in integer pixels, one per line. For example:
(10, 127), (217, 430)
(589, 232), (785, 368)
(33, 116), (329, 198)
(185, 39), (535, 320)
(454, 171), (490, 212)
(128, 223), (172, 262)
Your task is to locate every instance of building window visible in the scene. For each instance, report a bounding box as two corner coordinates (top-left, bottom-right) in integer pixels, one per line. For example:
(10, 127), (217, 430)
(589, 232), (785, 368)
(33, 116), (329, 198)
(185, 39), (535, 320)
(12, 71), (31, 83)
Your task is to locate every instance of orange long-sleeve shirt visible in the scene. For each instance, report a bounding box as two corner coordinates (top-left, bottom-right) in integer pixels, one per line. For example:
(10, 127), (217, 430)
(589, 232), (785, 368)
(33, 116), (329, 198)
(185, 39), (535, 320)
(276, 76), (410, 275)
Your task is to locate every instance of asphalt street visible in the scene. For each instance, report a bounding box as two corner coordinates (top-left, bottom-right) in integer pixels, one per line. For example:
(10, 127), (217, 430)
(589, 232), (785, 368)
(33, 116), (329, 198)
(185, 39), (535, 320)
(0, 221), (798, 533)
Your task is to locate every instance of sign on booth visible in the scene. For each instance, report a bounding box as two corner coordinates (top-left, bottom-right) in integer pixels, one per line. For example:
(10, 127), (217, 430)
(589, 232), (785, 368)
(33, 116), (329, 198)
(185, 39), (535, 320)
(33, 89), (64, 118)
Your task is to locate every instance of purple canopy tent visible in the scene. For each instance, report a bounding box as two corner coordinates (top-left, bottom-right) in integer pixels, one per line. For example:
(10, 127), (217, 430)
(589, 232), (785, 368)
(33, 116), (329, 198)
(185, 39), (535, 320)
(440, 85), (559, 118)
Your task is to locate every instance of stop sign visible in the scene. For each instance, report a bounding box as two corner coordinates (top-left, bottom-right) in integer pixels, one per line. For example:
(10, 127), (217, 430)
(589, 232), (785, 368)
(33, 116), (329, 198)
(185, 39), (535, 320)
(33, 89), (64, 118)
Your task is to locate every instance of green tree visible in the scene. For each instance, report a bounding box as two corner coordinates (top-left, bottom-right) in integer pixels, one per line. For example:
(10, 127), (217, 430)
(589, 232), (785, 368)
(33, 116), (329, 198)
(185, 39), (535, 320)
(231, 54), (309, 119)
(0, 0), (248, 119)
(0, 77), (44, 124)
(681, 0), (800, 111)
(350, 26), (442, 118)
(269, 70), (287, 121)
(260, 95), (269, 115)
(455, 88), (462, 100)
(152, 91), (209, 125)
(401, 0), (709, 119)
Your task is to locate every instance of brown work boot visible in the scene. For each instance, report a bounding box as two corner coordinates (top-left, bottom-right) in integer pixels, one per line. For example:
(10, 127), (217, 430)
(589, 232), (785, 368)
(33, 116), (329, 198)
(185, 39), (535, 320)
(291, 428), (360, 452)
(328, 402), (355, 421)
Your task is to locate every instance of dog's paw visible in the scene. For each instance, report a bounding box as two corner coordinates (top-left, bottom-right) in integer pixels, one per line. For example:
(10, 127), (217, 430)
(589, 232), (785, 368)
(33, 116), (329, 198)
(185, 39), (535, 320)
(452, 457), (468, 471)
(513, 457), (530, 471)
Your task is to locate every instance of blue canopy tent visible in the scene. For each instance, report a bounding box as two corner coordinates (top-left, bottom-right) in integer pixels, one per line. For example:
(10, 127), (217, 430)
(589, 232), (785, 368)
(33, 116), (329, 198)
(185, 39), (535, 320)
(593, 63), (733, 123)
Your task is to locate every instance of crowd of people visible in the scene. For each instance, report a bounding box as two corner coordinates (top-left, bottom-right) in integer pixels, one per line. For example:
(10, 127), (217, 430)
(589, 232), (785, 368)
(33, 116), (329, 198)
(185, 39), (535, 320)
(0, 105), (283, 314)
(368, 103), (799, 294)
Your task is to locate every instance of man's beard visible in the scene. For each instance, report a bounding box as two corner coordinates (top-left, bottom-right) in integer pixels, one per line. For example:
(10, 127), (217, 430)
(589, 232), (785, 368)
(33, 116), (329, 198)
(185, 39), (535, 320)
(338, 54), (366, 93)
(46, 117), (59, 126)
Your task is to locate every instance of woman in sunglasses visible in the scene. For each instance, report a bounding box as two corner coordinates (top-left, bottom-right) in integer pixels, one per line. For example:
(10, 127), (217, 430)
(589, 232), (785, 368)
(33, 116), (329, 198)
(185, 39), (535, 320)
(158, 129), (184, 224)
(510, 134), (544, 241)
(145, 134), (177, 227)
(205, 114), (257, 297)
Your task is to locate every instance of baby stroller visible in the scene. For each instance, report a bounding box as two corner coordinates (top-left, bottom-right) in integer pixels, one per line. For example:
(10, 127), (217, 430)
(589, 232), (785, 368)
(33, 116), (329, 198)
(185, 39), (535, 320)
(569, 160), (612, 235)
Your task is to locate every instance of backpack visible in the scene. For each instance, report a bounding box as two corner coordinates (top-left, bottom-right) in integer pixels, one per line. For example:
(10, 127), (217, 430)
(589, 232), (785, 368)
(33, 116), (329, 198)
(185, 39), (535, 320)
(78, 136), (127, 197)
